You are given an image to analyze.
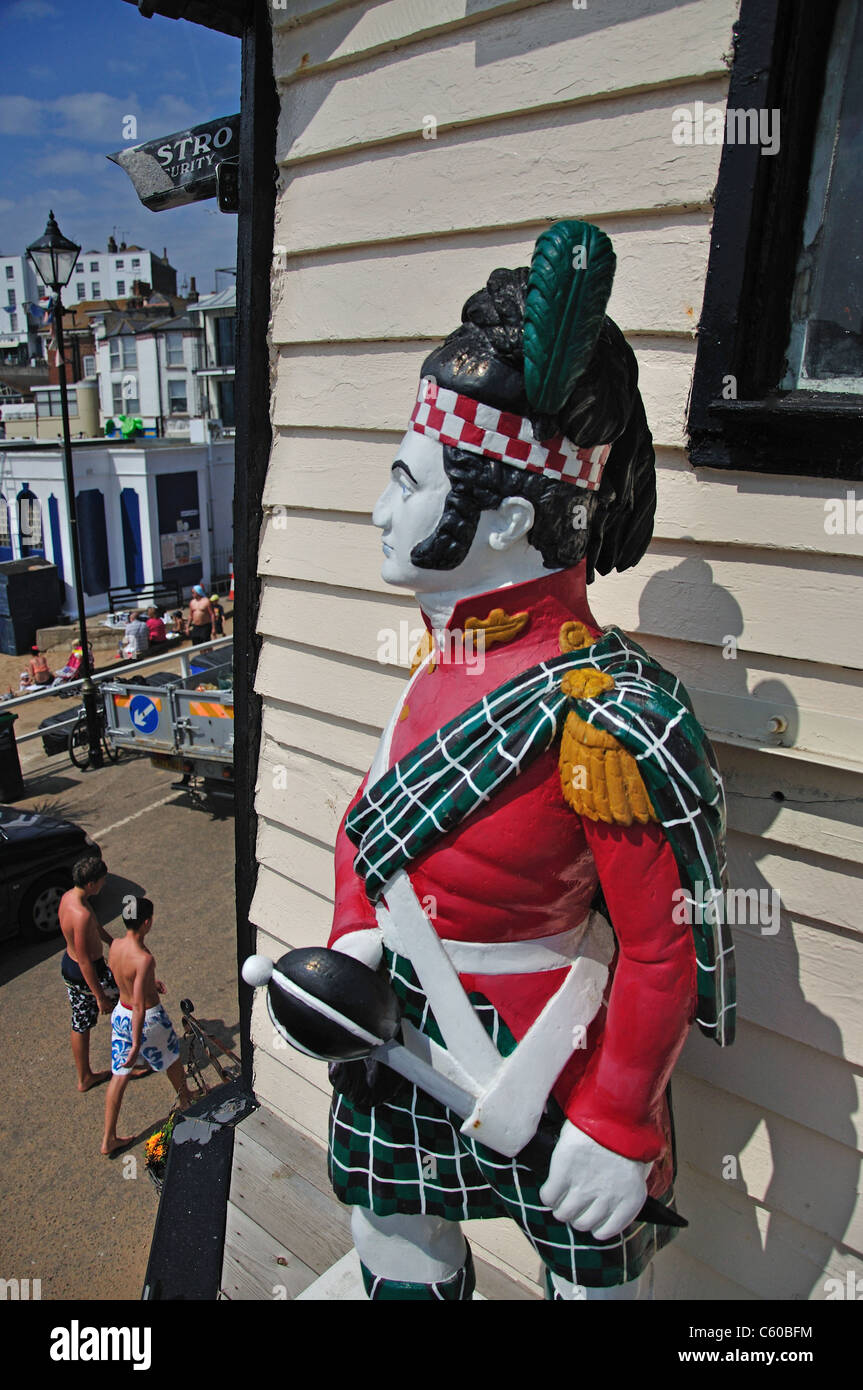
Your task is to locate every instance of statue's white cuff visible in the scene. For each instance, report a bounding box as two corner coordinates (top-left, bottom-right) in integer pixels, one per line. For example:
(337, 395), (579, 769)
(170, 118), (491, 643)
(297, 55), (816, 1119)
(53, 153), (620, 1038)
(333, 926), (384, 972)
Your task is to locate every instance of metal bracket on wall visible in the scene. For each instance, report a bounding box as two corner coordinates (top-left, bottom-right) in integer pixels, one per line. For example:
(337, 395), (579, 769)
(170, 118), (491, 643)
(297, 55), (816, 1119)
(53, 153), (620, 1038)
(216, 159), (240, 214)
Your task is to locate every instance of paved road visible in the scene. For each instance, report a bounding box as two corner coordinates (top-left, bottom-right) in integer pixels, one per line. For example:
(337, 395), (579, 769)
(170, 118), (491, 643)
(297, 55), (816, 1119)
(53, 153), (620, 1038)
(0, 745), (237, 1300)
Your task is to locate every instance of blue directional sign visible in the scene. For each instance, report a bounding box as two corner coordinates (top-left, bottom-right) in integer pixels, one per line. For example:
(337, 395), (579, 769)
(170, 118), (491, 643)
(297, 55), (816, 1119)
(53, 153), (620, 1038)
(130, 694), (159, 735)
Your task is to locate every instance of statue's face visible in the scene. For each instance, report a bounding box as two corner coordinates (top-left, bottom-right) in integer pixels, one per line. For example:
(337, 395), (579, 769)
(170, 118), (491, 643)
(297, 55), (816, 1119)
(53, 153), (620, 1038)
(372, 430), (452, 591)
(373, 426), (545, 597)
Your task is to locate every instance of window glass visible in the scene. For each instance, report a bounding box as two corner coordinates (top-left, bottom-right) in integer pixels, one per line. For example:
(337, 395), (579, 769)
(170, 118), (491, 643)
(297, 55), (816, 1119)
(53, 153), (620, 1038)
(89, 261), (98, 272)
(113, 380), (138, 414)
(76, 283), (85, 298)
(166, 332), (184, 365)
(36, 389), (77, 417)
(168, 379), (188, 413)
(91, 282), (100, 298)
(217, 379), (235, 428)
(4, 266), (12, 279)
(117, 281), (125, 296)
(112, 337), (136, 368)
(215, 314), (236, 367)
(783, 0), (863, 391)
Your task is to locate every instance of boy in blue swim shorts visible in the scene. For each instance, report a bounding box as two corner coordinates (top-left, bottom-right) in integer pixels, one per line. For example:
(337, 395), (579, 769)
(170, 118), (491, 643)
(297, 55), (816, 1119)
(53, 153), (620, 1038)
(101, 896), (193, 1156)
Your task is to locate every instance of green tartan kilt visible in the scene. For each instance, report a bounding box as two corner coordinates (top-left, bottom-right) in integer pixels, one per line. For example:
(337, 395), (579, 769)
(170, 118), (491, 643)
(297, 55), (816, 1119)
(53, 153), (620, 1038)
(328, 948), (679, 1289)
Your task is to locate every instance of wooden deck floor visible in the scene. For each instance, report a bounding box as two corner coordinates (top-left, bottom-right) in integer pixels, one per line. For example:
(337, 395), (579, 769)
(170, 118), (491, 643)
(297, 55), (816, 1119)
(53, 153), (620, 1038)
(220, 1105), (539, 1300)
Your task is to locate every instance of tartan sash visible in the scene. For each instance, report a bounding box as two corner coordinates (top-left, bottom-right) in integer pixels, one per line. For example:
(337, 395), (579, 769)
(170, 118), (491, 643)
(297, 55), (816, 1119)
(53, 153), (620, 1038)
(346, 626), (734, 1046)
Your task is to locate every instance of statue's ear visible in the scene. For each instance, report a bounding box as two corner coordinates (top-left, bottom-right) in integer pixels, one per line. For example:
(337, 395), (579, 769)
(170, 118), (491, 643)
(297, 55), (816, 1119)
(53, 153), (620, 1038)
(487, 496), (535, 551)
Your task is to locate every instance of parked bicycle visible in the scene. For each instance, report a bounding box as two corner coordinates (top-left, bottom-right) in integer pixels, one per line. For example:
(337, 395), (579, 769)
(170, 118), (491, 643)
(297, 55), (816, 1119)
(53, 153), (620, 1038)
(67, 702), (120, 770)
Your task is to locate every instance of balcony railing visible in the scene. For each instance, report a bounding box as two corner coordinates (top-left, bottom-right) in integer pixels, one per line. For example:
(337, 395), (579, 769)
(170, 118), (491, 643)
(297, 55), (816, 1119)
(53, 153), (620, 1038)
(193, 343), (236, 372)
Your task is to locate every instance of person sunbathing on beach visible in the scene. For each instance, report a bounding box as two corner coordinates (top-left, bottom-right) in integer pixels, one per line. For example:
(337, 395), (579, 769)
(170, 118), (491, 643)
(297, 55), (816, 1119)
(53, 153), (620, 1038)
(101, 896), (192, 1157)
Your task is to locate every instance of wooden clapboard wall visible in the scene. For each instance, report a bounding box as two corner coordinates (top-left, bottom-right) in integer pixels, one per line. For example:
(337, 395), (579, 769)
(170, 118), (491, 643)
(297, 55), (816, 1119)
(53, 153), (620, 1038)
(251, 0), (863, 1298)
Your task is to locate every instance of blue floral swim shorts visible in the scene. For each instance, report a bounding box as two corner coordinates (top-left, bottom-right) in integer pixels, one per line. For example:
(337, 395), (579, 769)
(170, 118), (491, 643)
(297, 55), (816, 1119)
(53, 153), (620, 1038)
(111, 1001), (180, 1075)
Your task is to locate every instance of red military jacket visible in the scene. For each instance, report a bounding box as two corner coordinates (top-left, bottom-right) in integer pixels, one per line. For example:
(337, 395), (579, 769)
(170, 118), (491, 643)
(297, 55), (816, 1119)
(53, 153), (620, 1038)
(328, 564), (697, 1194)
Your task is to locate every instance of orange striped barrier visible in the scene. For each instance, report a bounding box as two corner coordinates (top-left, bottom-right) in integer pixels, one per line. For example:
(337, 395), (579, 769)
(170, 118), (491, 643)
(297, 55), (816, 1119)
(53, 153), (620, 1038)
(189, 701), (234, 719)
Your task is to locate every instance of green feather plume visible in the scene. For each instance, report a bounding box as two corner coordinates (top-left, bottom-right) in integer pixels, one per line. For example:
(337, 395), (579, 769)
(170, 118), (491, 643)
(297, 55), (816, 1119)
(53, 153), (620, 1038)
(523, 220), (616, 416)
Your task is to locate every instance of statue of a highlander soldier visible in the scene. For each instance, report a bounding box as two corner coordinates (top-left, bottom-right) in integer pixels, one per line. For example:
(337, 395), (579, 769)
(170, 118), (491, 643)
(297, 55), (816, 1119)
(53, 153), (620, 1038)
(245, 221), (735, 1300)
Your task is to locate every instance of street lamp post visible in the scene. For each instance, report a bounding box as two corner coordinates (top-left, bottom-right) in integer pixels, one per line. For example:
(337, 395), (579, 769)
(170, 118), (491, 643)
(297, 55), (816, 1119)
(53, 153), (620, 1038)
(27, 211), (103, 767)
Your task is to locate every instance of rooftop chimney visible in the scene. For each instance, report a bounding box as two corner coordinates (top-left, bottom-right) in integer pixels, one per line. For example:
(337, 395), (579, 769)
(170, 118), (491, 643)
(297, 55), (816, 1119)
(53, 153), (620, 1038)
(187, 275), (198, 304)
(107, 234), (117, 253)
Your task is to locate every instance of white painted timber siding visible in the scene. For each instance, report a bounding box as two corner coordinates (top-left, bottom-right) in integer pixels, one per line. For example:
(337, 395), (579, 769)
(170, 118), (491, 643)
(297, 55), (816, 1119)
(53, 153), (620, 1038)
(253, 0), (863, 1298)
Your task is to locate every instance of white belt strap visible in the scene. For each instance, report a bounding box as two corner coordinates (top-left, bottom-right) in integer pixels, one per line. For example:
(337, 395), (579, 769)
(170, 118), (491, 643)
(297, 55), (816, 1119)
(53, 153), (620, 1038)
(378, 869), (615, 1156)
(439, 920), (594, 975)
(380, 872), (500, 1088)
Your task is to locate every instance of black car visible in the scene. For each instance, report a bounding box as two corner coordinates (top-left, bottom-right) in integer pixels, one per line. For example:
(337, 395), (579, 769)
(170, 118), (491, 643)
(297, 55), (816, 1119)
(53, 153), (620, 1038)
(0, 805), (98, 941)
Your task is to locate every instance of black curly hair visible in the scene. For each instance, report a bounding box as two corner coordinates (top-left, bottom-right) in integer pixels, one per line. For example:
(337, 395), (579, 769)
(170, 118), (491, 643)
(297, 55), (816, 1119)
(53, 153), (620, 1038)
(408, 266), (656, 582)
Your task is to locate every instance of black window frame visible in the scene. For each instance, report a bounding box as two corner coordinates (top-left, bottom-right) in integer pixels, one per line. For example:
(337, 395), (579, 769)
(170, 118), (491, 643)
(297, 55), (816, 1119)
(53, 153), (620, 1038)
(688, 0), (863, 481)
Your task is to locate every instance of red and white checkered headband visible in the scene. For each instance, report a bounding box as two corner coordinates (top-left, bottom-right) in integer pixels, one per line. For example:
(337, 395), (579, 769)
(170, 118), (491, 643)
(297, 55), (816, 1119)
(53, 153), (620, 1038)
(408, 376), (610, 490)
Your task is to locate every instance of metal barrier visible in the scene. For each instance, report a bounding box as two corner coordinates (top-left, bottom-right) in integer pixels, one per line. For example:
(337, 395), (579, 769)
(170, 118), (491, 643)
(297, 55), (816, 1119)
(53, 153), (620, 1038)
(7, 636), (233, 748)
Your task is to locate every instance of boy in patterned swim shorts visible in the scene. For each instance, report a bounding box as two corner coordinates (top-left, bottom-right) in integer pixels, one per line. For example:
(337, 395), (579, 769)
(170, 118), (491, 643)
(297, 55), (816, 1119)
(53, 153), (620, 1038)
(101, 896), (192, 1156)
(59, 855), (126, 1093)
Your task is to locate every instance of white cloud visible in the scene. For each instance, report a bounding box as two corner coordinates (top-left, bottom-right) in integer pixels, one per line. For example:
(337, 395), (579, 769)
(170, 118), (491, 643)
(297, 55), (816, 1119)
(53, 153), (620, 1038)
(32, 147), (114, 178)
(0, 90), (202, 146)
(0, 94), (42, 135)
(1, 0), (61, 22)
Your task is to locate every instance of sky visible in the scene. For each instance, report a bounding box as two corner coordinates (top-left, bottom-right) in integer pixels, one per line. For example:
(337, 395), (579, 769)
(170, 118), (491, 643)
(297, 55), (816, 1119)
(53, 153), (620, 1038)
(0, 0), (241, 297)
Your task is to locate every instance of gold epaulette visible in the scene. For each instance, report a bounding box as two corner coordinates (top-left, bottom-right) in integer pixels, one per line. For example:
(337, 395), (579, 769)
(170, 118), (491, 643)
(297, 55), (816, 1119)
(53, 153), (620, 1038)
(410, 631), (435, 675)
(409, 607), (531, 674)
(558, 667), (657, 827)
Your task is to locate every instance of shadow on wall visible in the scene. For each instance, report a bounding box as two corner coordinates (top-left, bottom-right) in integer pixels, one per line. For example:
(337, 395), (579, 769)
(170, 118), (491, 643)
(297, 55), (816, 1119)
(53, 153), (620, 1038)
(468, 0), (700, 68)
(636, 552), (801, 755)
(636, 556), (858, 1299)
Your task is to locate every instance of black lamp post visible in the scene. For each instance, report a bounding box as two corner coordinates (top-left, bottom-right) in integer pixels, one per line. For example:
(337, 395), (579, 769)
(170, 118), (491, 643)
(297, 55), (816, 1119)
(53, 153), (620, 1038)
(27, 211), (102, 766)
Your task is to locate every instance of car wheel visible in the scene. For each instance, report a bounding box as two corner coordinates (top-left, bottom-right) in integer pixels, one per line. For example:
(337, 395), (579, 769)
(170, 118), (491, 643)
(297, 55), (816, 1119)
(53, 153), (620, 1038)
(20, 871), (73, 940)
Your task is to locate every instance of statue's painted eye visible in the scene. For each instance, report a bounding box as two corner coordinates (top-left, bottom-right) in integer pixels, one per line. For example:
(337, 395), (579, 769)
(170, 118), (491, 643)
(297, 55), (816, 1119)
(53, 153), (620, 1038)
(399, 478), (411, 497)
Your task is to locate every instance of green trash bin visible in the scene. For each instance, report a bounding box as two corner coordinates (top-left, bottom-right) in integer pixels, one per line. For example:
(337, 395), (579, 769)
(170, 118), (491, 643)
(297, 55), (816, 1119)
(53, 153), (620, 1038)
(0, 711), (24, 802)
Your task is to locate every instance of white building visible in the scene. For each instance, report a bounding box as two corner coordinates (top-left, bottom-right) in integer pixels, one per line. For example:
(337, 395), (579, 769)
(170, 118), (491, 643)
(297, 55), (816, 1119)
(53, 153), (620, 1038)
(66, 237), (177, 307)
(189, 285), (236, 433)
(0, 254), (41, 364)
(0, 437), (233, 617)
(95, 311), (203, 439)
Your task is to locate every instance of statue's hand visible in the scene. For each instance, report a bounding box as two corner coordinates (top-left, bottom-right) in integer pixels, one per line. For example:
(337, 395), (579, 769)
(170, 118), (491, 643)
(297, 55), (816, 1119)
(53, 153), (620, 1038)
(539, 1120), (651, 1241)
(332, 926), (384, 972)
